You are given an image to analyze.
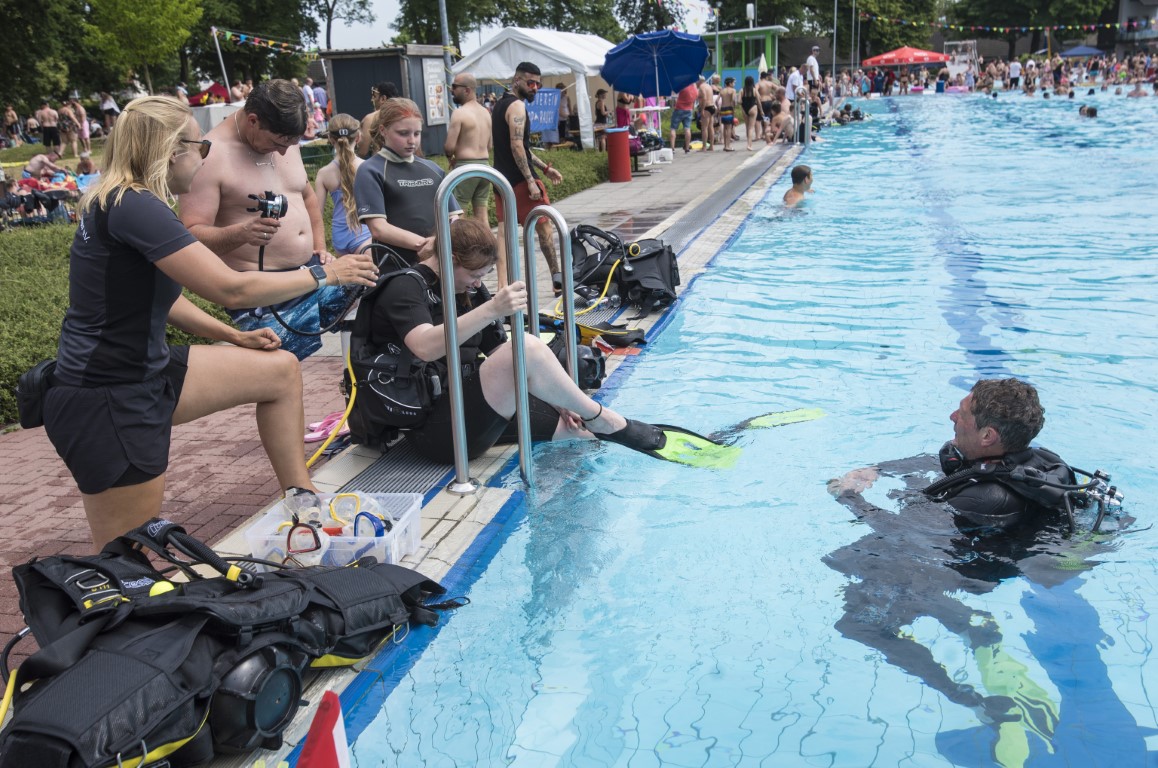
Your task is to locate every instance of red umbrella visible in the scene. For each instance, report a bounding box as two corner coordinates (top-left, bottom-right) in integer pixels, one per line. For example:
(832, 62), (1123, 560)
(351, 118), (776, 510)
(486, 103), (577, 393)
(862, 46), (950, 67)
(189, 82), (231, 106)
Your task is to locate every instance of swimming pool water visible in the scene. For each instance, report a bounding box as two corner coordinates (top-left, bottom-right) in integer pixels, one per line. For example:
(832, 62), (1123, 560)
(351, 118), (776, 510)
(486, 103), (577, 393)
(346, 94), (1158, 767)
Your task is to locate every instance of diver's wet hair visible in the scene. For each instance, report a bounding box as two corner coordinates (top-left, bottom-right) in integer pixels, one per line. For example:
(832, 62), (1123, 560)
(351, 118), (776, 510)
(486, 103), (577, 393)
(970, 379), (1044, 452)
(791, 165), (811, 185)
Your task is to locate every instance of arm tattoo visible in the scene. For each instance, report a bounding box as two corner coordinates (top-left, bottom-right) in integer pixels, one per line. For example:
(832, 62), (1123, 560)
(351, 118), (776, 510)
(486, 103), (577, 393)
(511, 114), (532, 180)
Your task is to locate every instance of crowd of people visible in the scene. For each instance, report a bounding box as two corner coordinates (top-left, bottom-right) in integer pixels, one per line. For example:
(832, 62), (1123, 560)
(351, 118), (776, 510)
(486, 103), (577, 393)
(25, 62), (682, 547)
(5, 47), (1137, 763)
(16, 41), (1148, 549)
(838, 50), (1157, 99)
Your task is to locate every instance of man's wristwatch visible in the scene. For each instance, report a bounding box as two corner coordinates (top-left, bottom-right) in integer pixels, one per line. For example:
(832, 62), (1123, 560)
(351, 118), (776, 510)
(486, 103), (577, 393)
(309, 264), (328, 289)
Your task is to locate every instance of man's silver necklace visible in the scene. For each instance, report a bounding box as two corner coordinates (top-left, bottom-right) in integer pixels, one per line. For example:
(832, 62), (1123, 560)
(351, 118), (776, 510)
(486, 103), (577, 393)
(234, 113), (275, 168)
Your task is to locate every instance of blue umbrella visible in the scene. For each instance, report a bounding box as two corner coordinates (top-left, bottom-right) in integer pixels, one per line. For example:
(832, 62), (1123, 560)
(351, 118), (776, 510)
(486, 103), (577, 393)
(601, 30), (709, 98)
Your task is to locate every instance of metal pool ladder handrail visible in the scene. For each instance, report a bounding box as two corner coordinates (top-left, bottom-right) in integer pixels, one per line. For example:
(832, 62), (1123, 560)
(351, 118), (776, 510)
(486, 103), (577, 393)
(522, 205), (577, 386)
(434, 165), (533, 493)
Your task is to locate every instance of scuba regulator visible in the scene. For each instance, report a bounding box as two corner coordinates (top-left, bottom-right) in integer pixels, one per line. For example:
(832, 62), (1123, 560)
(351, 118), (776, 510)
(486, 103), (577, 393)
(248, 190), (403, 337)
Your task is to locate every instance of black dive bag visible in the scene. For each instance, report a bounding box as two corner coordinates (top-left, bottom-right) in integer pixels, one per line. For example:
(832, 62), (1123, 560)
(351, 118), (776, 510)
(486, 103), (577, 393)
(0, 518), (447, 768)
(567, 225), (680, 318)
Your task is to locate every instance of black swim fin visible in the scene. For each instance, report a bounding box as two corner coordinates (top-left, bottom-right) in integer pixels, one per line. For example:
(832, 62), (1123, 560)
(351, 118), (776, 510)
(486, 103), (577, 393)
(597, 420), (740, 468)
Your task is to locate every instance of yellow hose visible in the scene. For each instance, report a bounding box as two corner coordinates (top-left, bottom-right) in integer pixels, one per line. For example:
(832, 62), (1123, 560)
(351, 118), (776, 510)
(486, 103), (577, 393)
(306, 350), (358, 469)
(0, 666), (17, 729)
(550, 259), (623, 319)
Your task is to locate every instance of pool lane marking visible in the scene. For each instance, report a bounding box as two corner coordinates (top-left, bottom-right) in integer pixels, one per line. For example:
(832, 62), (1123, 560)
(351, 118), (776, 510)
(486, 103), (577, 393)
(889, 99), (1017, 388)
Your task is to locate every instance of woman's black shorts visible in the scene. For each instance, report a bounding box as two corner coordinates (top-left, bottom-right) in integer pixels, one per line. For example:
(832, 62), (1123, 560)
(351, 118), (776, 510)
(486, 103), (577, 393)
(404, 371), (560, 464)
(44, 346), (190, 494)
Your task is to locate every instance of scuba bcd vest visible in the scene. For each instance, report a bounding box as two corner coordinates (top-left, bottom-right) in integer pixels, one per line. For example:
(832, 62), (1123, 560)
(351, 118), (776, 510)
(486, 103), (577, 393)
(345, 268), (508, 448)
(0, 518), (454, 768)
(923, 443), (1078, 529)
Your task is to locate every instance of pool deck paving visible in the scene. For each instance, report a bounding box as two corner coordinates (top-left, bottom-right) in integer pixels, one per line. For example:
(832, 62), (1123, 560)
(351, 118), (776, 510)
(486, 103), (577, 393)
(0, 139), (801, 761)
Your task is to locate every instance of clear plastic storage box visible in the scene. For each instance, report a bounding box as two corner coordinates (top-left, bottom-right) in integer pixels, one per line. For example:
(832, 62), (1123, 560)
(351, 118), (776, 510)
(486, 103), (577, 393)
(245, 492), (422, 570)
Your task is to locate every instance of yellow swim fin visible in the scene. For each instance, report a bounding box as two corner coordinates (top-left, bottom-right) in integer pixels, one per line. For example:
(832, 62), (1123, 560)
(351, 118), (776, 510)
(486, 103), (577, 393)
(745, 408), (827, 429)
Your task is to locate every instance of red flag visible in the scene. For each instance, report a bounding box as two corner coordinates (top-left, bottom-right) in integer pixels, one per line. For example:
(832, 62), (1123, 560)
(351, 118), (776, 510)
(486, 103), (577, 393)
(298, 690), (350, 768)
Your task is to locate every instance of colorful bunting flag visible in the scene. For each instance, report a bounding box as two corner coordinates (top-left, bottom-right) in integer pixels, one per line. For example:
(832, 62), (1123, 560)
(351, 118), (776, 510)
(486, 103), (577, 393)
(211, 26), (319, 60)
(858, 12), (1154, 34)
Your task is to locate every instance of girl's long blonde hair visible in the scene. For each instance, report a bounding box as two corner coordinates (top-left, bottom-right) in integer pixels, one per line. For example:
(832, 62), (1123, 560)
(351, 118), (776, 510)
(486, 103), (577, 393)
(326, 113), (362, 234)
(81, 96), (191, 214)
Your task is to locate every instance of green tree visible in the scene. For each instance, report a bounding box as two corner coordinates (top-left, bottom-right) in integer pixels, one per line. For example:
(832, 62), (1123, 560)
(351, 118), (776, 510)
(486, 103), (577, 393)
(307, 0), (376, 49)
(857, 0), (938, 57)
(84, 0), (204, 93)
(184, 0), (320, 87)
(712, 0), (810, 35)
(615, 0), (685, 35)
(394, 0), (500, 52)
(0, 0), (87, 111)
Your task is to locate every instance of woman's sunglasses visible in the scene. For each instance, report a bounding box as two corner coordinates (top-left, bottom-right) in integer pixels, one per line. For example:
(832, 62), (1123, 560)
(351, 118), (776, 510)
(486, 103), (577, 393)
(178, 138), (212, 159)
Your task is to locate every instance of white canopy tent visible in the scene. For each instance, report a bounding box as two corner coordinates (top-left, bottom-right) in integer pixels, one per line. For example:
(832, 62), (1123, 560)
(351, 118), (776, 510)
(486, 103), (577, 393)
(452, 27), (615, 149)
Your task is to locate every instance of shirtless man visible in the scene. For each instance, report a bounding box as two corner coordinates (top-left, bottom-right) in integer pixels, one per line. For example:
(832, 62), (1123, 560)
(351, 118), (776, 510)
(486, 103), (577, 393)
(179, 79), (361, 360)
(696, 75), (715, 150)
(756, 71), (776, 137)
(357, 81), (398, 158)
(35, 101), (60, 154)
(765, 101), (793, 145)
(23, 151), (66, 179)
(443, 72), (493, 225)
(783, 164), (812, 208)
(718, 77), (737, 151)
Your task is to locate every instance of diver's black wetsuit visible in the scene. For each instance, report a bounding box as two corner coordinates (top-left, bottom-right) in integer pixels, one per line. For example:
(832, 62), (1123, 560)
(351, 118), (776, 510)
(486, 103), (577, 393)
(825, 453), (1103, 721)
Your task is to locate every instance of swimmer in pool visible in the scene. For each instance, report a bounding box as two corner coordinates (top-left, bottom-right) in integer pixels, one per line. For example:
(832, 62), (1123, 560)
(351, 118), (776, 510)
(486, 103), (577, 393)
(826, 379), (1141, 764)
(782, 164), (812, 207)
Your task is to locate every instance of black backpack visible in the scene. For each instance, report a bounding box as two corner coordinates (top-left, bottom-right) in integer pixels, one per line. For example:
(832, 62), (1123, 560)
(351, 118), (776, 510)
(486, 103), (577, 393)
(617, 237), (680, 318)
(566, 225), (680, 318)
(568, 224), (627, 291)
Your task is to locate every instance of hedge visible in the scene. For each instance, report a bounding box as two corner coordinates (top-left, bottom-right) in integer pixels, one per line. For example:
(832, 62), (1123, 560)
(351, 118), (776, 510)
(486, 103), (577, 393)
(0, 148), (609, 427)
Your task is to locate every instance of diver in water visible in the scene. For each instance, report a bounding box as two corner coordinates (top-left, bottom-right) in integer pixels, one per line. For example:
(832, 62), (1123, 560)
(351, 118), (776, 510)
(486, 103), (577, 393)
(826, 378), (1139, 765)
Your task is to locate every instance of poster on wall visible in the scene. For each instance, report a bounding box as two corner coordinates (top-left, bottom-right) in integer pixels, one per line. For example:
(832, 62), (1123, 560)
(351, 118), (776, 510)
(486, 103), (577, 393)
(423, 59), (448, 126)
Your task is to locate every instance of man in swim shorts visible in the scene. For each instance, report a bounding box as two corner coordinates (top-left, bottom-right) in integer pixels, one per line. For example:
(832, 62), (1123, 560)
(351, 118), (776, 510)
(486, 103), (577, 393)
(757, 71), (776, 128)
(718, 77), (737, 151)
(492, 61), (565, 287)
(444, 72), (494, 226)
(179, 79), (347, 361)
(697, 76), (715, 150)
(35, 101), (61, 154)
(669, 81), (698, 153)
